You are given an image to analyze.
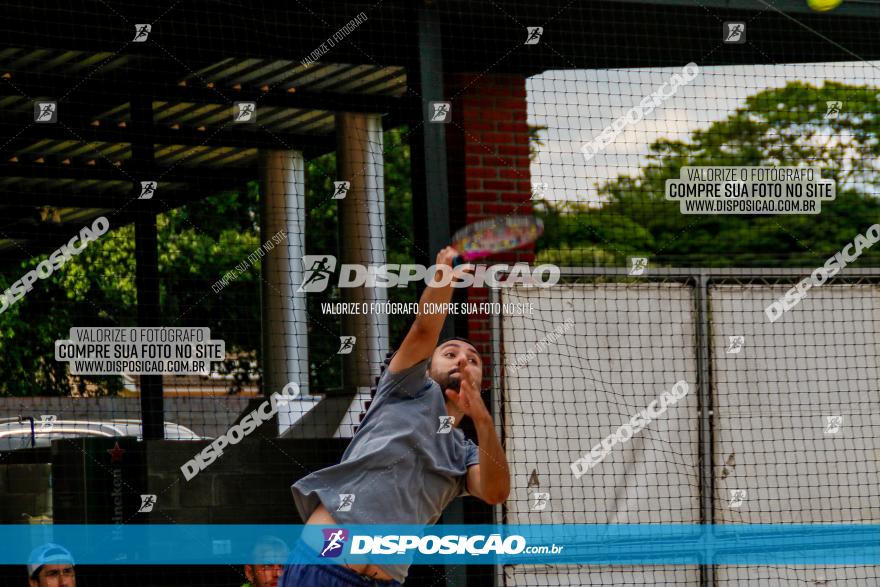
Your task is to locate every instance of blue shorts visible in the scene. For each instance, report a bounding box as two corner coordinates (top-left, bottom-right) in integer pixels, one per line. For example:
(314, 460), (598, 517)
(279, 539), (404, 587)
(279, 563), (404, 587)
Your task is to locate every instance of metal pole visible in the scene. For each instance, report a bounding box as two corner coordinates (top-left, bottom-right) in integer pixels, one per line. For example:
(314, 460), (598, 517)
(336, 112), (388, 394)
(695, 271), (715, 586)
(550, 266), (880, 278)
(410, 2), (453, 340)
(490, 286), (503, 587)
(259, 149), (310, 429)
(410, 8), (463, 585)
(131, 94), (164, 441)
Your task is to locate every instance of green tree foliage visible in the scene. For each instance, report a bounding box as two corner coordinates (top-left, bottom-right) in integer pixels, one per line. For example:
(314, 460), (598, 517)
(4, 79), (879, 396)
(536, 81), (880, 267)
(0, 127), (412, 396)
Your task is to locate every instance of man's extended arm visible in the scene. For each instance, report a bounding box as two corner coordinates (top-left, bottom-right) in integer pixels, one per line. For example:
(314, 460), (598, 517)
(389, 247), (467, 374)
(472, 413), (511, 504)
(452, 378), (510, 505)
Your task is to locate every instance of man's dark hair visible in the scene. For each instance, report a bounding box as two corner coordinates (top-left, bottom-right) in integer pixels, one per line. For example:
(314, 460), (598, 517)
(436, 336), (478, 350)
(428, 337), (481, 369)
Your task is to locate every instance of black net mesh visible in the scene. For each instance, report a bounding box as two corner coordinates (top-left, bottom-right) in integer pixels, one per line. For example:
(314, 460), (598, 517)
(1, 0), (879, 585)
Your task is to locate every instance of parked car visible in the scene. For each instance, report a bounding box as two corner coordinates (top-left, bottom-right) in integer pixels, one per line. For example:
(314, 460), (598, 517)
(0, 417), (204, 451)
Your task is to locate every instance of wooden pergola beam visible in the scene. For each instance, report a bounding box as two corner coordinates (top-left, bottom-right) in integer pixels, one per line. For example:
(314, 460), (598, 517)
(1, 71), (406, 115)
(0, 121), (336, 154)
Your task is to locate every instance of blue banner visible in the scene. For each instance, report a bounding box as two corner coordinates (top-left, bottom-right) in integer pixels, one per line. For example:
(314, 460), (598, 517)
(3, 524), (880, 565)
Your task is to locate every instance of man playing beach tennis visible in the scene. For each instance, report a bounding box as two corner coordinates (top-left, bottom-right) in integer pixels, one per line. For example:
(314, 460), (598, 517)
(282, 246), (511, 586)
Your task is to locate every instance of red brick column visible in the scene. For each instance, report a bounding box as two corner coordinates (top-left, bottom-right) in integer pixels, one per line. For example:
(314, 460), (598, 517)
(444, 73), (534, 378)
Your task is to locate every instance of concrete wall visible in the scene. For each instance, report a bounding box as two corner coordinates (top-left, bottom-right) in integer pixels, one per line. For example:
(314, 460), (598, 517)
(37, 437), (345, 524)
(0, 438), (348, 526)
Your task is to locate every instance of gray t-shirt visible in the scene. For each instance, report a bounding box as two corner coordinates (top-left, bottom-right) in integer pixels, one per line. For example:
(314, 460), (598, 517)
(290, 356), (480, 583)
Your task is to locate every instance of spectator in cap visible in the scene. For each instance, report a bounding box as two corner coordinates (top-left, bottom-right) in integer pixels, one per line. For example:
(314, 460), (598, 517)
(27, 543), (75, 587)
(242, 536), (288, 587)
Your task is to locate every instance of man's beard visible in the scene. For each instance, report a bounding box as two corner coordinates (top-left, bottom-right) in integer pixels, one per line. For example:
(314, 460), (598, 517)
(432, 369), (462, 391)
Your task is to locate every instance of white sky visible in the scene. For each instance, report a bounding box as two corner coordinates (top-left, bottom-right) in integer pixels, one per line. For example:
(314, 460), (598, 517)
(527, 61), (880, 203)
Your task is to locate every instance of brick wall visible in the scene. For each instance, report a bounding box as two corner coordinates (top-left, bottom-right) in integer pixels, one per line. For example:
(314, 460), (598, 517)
(445, 73), (534, 379)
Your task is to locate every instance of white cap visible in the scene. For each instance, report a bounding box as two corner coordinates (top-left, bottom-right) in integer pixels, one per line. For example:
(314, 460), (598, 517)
(28, 543), (74, 578)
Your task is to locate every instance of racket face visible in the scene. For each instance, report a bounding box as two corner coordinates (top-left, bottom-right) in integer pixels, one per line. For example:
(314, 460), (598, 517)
(452, 216), (543, 261)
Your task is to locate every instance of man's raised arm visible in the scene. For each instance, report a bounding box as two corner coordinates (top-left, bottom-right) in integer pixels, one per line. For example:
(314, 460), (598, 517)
(389, 247), (467, 374)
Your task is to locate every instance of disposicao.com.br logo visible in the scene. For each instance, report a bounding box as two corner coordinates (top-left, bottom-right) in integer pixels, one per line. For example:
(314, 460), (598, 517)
(320, 529), (563, 556)
(297, 255), (559, 292)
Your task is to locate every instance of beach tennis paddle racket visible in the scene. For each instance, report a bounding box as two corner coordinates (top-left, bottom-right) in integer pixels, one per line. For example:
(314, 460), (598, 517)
(451, 215), (543, 266)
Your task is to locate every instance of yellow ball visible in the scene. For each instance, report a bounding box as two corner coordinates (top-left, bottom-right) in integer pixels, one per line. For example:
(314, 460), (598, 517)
(807, 0), (842, 11)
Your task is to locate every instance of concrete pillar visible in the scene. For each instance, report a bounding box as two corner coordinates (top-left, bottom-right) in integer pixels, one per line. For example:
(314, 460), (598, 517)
(259, 150), (310, 405)
(336, 112), (388, 392)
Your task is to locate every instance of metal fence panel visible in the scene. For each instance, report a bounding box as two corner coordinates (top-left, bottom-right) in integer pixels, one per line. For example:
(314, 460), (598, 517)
(498, 280), (701, 586)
